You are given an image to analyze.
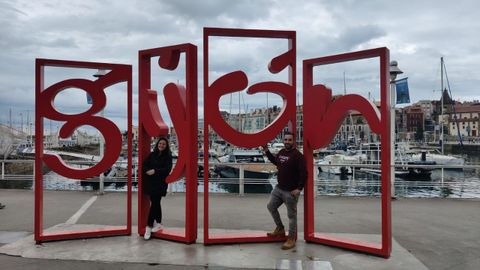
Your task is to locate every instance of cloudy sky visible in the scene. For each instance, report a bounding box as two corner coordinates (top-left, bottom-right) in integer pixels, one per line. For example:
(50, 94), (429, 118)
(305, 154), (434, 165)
(1, 0), (479, 132)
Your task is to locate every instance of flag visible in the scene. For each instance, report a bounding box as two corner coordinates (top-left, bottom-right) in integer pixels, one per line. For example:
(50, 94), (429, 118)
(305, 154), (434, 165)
(86, 93), (93, 104)
(395, 77), (410, 104)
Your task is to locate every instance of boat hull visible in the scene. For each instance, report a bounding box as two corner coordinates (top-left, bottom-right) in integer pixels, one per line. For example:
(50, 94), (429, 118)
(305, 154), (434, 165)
(213, 165), (274, 193)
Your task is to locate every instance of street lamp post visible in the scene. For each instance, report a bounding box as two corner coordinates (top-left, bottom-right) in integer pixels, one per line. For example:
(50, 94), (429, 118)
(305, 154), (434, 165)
(93, 69), (107, 195)
(389, 60), (403, 199)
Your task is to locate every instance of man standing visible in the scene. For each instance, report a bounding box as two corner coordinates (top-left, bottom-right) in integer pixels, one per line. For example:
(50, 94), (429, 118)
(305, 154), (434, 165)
(262, 131), (307, 250)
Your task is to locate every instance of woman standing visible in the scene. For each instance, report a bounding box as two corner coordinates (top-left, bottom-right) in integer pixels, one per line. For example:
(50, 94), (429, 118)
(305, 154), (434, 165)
(142, 137), (173, 240)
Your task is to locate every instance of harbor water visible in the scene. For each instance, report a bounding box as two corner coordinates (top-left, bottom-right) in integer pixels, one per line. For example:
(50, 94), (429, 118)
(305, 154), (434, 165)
(1, 155), (479, 198)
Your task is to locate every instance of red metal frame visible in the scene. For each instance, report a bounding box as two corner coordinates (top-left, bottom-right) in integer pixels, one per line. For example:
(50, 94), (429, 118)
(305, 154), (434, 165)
(203, 27), (296, 244)
(302, 47), (391, 257)
(34, 29), (392, 258)
(138, 44), (198, 244)
(34, 59), (133, 243)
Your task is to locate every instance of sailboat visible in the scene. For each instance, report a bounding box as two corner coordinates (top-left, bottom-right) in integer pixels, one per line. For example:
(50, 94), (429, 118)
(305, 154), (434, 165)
(423, 57), (465, 168)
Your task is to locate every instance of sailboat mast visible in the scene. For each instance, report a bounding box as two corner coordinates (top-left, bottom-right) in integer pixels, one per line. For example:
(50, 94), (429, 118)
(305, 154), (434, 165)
(343, 72), (355, 144)
(9, 108), (12, 129)
(266, 93), (269, 124)
(343, 72), (347, 142)
(441, 57), (444, 154)
(238, 92), (242, 132)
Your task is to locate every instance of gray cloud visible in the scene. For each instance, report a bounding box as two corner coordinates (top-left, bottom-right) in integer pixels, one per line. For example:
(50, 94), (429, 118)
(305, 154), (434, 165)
(336, 25), (386, 51)
(1, 0), (480, 130)
(156, 0), (273, 24)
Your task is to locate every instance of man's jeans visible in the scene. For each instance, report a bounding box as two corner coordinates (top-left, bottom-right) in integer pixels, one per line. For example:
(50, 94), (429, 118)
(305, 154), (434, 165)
(267, 185), (298, 237)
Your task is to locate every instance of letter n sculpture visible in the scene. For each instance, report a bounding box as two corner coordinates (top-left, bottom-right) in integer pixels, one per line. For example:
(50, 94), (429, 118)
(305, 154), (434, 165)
(303, 48), (392, 257)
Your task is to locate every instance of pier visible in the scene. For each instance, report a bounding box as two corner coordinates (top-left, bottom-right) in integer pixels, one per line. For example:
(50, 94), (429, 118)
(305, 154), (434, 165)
(443, 141), (480, 155)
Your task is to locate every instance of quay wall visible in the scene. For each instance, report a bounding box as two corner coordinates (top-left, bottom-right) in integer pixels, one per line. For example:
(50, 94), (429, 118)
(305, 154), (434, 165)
(445, 143), (480, 155)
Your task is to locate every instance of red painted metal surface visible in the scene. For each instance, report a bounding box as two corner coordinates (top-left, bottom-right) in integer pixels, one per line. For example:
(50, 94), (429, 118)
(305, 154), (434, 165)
(35, 59), (133, 243)
(302, 47), (391, 258)
(138, 44), (198, 244)
(34, 29), (392, 259)
(203, 27), (296, 245)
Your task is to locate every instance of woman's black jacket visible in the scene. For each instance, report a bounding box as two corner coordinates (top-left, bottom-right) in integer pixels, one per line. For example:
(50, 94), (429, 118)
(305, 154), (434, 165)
(142, 152), (172, 196)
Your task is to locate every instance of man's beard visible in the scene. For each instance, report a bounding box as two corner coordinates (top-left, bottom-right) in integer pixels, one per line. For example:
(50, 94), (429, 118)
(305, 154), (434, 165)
(284, 143), (293, 150)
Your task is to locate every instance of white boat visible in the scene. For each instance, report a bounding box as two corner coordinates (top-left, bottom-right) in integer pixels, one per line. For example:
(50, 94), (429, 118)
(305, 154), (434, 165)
(362, 142), (464, 168)
(270, 142), (284, 154)
(317, 153), (367, 175)
(409, 152), (464, 166)
(198, 151), (222, 177)
(397, 142), (465, 168)
(213, 150), (276, 193)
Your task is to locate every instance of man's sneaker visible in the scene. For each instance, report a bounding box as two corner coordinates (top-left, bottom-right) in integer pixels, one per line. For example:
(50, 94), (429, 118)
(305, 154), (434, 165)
(267, 226), (285, 237)
(281, 236), (296, 250)
(151, 223), (163, 233)
(144, 226), (152, 240)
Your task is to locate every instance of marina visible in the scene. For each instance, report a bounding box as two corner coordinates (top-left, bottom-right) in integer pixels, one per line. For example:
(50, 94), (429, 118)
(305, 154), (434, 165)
(2, 2), (480, 269)
(1, 152), (479, 198)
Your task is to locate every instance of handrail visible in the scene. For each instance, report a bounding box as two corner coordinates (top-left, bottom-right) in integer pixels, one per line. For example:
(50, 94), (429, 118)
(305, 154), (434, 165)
(316, 163), (479, 170)
(3, 159), (477, 168)
(2, 159), (479, 198)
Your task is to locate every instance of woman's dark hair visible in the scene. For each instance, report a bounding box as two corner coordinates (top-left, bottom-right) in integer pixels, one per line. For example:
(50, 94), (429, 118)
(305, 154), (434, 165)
(152, 137), (171, 157)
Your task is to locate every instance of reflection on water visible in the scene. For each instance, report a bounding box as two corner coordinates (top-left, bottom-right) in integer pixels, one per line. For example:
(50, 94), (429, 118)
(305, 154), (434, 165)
(317, 168), (480, 198)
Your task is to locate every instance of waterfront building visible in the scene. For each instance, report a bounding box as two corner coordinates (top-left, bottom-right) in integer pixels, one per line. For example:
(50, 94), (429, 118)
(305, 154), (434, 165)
(405, 104), (425, 133)
(187, 96), (479, 149)
(446, 101), (480, 138)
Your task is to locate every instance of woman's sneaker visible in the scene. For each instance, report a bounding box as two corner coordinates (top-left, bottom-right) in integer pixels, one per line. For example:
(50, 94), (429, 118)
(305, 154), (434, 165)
(144, 226), (152, 240)
(151, 223), (164, 233)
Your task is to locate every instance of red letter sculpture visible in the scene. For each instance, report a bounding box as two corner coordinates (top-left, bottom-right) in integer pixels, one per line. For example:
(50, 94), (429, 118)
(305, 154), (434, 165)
(35, 59), (133, 243)
(203, 27), (297, 244)
(138, 44), (198, 243)
(303, 48), (392, 257)
(34, 29), (393, 258)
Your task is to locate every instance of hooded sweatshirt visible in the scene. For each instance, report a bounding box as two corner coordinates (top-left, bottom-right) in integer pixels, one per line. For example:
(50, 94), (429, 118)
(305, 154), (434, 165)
(266, 148), (307, 191)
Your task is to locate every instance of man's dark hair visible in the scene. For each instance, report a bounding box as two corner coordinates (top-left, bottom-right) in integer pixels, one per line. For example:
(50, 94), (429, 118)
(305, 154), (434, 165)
(284, 131), (294, 137)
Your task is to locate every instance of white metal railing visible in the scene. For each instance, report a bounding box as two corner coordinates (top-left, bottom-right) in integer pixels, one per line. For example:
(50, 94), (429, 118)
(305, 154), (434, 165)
(1, 159), (479, 197)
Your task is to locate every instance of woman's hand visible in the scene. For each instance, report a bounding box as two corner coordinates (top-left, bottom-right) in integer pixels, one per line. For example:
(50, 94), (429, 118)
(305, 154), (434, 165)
(146, 169), (155, 176)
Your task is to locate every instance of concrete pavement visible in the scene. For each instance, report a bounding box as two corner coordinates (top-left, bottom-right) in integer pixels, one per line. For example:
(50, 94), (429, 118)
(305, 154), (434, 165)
(1, 189), (479, 269)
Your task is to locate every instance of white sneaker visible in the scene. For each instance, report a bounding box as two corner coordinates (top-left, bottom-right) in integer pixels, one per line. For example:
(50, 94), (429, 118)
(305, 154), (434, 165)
(144, 226), (152, 240)
(151, 223), (163, 233)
